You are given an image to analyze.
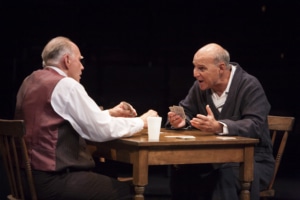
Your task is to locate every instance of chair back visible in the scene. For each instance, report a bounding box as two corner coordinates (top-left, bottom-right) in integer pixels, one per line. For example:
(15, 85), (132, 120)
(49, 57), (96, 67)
(0, 119), (37, 200)
(260, 115), (295, 198)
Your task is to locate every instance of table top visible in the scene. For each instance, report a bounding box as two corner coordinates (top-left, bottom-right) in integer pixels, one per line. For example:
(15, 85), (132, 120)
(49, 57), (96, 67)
(100, 128), (259, 147)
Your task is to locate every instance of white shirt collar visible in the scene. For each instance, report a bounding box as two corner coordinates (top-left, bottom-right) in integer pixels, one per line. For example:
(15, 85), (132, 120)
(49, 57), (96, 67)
(212, 64), (236, 98)
(211, 64), (236, 111)
(45, 66), (67, 77)
(224, 64), (236, 94)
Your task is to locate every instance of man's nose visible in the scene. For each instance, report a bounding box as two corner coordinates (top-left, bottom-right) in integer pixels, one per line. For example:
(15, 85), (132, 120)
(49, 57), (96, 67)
(193, 71), (200, 77)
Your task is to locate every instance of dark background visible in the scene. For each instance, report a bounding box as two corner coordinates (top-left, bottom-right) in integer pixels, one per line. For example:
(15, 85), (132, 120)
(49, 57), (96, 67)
(1, 0), (300, 198)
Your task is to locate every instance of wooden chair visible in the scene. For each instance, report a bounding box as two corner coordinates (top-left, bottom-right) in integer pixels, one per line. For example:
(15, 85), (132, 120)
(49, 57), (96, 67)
(0, 119), (37, 200)
(259, 115), (295, 199)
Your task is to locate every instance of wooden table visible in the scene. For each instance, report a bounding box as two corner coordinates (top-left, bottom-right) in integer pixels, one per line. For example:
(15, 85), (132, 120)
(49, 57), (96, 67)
(89, 128), (259, 200)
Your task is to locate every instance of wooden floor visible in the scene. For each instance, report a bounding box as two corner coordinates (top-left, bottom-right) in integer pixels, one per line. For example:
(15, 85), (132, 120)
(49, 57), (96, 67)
(1, 162), (299, 200)
(143, 164), (300, 200)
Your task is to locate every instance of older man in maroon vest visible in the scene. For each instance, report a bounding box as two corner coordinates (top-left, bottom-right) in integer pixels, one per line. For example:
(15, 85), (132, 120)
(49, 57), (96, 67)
(15, 36), (158, 200)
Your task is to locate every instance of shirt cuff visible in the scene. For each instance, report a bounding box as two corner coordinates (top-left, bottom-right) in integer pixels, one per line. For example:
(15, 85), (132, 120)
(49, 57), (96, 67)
(217, 121), (229, 135)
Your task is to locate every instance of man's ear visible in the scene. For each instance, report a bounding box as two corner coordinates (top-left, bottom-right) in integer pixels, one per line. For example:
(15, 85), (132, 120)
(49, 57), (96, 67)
(219, 62), (226, 70)
(218, 63), (227, 77)
(63, 54), (71, 69)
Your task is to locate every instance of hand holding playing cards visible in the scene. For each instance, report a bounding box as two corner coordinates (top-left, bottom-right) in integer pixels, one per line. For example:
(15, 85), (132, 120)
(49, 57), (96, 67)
(168, 112), (186, 128)
(190, 105), (222, 133)
(168, 105), (186, 128)
(109, 101), (137, 117)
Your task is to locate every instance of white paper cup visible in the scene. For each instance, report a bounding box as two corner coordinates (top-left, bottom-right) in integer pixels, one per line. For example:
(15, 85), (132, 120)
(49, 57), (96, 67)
(147, 116), (162, 141)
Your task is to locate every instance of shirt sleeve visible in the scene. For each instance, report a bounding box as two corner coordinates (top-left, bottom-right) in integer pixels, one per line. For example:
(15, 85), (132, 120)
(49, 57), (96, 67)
(50, 77), (144, 142)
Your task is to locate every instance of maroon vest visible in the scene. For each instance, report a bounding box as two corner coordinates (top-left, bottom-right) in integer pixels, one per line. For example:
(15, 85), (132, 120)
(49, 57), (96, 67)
(15, 68), (95, 171)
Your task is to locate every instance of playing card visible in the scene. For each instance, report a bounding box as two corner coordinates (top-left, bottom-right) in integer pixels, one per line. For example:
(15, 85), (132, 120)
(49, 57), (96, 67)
(169, 105), (186, 119)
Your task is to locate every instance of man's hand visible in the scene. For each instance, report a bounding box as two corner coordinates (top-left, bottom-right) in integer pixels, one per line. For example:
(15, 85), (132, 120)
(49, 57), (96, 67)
(190, 105), (222, 133)
(109, 101), (137, 117)
(140, 109), (159, 128)
(168, 112), (186, 128)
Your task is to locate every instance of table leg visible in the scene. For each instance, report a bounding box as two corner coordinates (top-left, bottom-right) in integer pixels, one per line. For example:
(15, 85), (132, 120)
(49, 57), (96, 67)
(132, 150), (149, 200)
(134, 186), (145, 200)
(240, 181), (251, 200)
(239, 146), (254, 200)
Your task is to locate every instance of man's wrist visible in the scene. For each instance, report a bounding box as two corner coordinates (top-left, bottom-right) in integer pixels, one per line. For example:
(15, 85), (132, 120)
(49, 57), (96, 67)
(217, 121), (229, 135)
(215, 123), (223, 133)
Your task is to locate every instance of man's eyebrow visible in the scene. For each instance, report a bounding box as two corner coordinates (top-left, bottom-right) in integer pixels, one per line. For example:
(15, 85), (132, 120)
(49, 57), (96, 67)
(195, 64), (205, 68)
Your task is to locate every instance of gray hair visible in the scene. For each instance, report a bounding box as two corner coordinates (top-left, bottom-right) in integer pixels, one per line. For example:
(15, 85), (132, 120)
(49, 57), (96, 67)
(213, 46), (230, 69)
(41, 36), (74, 67)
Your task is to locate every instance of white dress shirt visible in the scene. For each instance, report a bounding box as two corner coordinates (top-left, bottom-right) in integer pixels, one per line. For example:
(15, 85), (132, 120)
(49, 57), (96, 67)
(48, 67), (144, 142)
(212, 65), (236, 135)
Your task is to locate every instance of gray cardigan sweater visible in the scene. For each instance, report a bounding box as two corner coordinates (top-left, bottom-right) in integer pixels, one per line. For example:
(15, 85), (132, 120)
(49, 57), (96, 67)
(166, 62), (274, 162)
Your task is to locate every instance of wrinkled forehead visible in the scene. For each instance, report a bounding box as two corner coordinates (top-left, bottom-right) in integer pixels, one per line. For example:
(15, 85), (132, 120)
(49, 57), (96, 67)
(193, 51), (215, 65)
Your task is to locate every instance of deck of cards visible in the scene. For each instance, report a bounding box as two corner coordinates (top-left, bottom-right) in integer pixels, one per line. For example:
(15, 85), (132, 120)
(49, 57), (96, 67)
(169, 105), (186, 119)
